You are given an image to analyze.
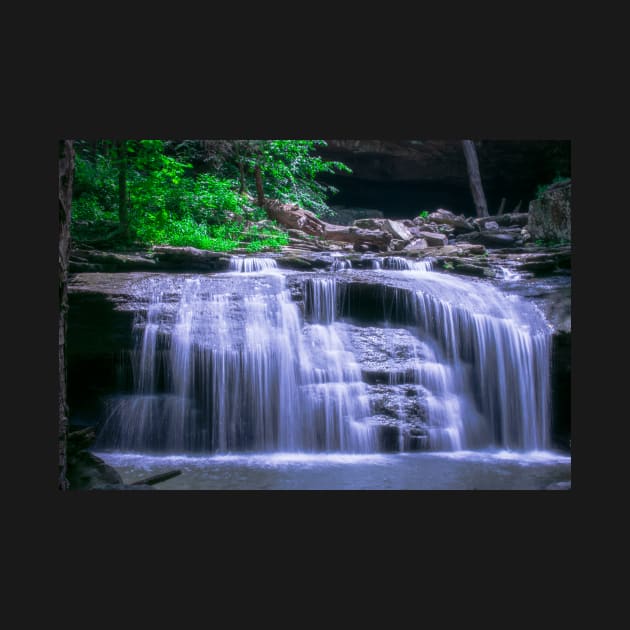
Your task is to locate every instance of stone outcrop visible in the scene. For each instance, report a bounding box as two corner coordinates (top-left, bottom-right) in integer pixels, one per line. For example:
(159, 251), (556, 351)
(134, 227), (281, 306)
(426, 208), (475, 233)
(415, 231), (448, 247)
(527, 180), (571, 242)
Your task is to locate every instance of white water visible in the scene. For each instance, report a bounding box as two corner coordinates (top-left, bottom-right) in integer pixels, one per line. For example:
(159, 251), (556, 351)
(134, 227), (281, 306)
(228, 256), (279, 273)
(372, 256), (435, 272)
(100, 263), (376, 453)
(98, 255), (552, 455)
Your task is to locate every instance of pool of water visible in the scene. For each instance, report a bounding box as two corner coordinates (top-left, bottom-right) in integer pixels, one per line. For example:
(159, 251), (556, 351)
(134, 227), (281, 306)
(95, 450), (571, 490)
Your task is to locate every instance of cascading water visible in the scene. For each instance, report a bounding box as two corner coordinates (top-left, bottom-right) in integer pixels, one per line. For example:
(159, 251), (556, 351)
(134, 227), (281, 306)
(373, 256), (435, 272)
(99, 261), (376, 454)
(229, 256), (279, 273)
(369, 268), (551, 450)
(98, 254), (552, 456)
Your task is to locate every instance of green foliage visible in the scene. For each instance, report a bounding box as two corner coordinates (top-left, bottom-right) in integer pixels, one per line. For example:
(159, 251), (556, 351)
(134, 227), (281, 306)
(71, 138), (348, 252)
(418, 210), (430, 219)
(535, 175), (571, 199)
(216, 140), (351, 217)
(443, 261), (454, 270)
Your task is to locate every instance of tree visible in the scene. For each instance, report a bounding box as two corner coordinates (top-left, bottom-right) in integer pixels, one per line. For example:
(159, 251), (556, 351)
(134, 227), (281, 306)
(114, 140), (129, 239)
(462, 140), (489, 217)
(59, 139), (75, 490)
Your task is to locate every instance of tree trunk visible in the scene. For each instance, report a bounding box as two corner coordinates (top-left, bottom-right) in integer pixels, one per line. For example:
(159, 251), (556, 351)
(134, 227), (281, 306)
(116, 140), (129, 239)
(497, 197), (506, 215)
(58, 140), (75, 491)
(254, 164), (265, 208)
(462, 140), (489, 217)
(238, 162), (247, 194)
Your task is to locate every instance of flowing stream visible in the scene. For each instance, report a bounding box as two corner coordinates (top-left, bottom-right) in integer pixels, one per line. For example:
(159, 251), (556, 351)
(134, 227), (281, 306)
(92, 255), (566, 489)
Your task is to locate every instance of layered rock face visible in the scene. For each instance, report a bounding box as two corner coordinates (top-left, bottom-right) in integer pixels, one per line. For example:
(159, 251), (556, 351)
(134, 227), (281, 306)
(528, 180), (571, 242)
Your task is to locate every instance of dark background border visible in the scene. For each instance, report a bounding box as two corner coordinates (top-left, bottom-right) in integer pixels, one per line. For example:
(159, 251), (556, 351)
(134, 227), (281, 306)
(9, 41), (608, 596)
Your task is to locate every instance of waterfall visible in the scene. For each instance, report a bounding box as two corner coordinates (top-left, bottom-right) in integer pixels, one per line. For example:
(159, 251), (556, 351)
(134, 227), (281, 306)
(98, 256), (551, 455)
(331, 258), (352, 272)
(379, 272), (551, 450)
(373, 256), (434, 272)
(99, 264), (376, 454)
(229, 256), (278, 273)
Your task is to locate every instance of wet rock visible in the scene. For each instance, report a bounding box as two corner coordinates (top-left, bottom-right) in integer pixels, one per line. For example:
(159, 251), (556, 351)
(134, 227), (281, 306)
(70, 249), (158, 272)
(483, 221), (500, 230)
(456, 264), (492, 278)
(438, 259), (489, 277)
(67, 450), (124, 490)
(508, 247), (571, 276)
(368, 384), (428, 421)
(276, 255), (316, 270)
(151, 246), (230, 271)
(69, 261), (104, 273)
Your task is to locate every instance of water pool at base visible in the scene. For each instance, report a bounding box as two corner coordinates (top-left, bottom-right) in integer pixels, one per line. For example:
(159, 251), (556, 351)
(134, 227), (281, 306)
(96, 450), (571, 491)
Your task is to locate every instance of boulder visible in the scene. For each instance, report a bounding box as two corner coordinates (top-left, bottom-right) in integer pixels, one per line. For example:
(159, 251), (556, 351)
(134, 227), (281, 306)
(353, 218), (386, 230)
(426, 243), (486, 257)
(403, 238), (428, 253)
(382, 219), (414, 241)
(528, 180), (571, 242)
(415, 231), (448, 247)
(483, 221), (499, 231)
(451, 263), (490, 277)
(329, 206), (384, 226)
(473, 213), (529, 230)
(67, 450), (124, 490)
(427, 208), (474, 233)
(388, 239), (408, 252)
(456, 230), (518, 248)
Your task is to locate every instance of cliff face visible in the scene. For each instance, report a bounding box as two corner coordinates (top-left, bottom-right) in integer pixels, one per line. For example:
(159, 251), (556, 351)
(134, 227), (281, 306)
(317, 140), (570, 218)
(528, 180), (571, 242)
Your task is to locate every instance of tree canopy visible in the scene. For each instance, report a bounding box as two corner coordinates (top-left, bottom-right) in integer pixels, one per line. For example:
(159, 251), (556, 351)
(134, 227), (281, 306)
(71, 139), (351, 252)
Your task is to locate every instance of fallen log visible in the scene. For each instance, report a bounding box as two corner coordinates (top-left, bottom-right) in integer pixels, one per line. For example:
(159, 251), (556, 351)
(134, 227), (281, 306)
(131, 470), (182, 486)
(264, 198), (392, 250)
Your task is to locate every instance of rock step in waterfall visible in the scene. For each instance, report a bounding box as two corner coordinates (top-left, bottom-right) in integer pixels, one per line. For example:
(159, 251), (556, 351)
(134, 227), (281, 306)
(97, 255), (551, 454)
